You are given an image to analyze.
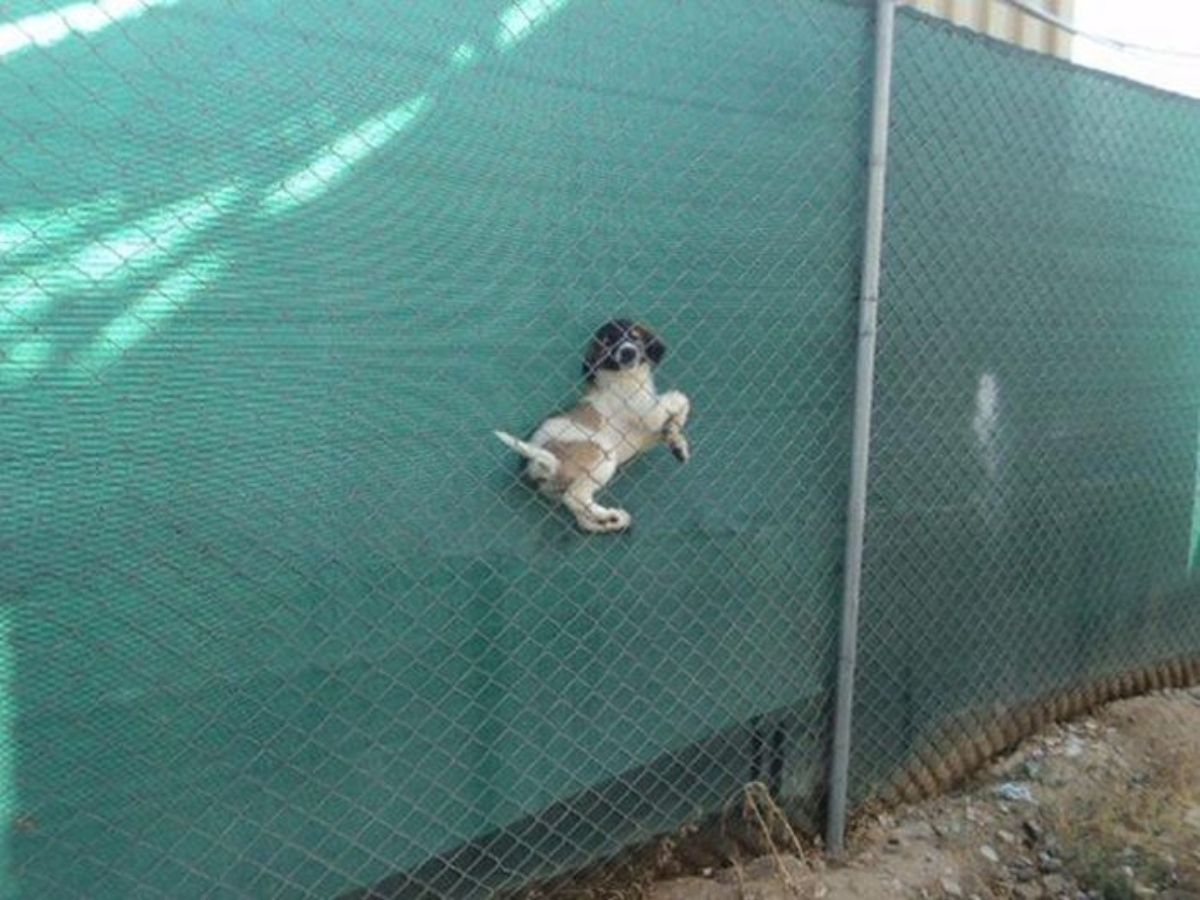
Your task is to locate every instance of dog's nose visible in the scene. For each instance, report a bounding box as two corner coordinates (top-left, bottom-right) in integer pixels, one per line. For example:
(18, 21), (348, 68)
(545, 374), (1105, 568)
(616, 343), (639, 365)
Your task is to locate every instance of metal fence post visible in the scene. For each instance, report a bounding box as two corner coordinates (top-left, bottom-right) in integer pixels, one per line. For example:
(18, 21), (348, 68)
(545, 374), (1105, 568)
(825, 0), (897, 857)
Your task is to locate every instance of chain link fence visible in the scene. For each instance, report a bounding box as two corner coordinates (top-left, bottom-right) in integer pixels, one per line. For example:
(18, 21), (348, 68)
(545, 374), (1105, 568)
(2, 0), (868, 897)
(851, 8), (1200, 810)
(1, 0), (1199, 897)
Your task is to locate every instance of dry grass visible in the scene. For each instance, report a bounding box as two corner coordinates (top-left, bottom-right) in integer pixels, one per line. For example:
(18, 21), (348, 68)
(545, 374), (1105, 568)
(723, 782), (814, 898)
(514, 782), (816, 900)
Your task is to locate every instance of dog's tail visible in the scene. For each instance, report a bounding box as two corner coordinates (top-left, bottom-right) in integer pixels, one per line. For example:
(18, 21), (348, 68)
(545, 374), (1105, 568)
(494, 431), (560, 475)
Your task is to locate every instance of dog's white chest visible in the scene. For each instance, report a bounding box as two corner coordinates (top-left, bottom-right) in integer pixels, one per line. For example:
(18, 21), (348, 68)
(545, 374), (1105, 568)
(589, 373), (663, 455)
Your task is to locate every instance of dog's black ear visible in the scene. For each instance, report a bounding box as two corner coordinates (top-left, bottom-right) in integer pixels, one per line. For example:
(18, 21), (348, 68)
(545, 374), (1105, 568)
(582, 333), (607, 379)
(644, 330), (667, 365)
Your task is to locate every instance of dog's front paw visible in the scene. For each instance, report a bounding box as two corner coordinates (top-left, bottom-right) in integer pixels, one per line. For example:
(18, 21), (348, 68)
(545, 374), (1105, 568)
(668, 435), (690, 464)
(664, 423), (690, 464)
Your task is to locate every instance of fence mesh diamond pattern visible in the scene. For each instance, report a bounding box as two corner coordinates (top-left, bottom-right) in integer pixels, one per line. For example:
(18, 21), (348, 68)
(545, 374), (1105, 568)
(852, 9), (1200, 809)
(1, 0), (870, 897)
(2, 0), (1200, 897)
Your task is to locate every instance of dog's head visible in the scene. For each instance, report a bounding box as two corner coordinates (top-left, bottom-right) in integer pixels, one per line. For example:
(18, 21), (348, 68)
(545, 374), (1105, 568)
(582, 318), (667, 380)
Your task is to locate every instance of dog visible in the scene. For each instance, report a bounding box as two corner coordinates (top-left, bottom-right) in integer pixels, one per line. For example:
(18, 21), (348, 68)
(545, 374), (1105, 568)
(494, 319), (690, 533)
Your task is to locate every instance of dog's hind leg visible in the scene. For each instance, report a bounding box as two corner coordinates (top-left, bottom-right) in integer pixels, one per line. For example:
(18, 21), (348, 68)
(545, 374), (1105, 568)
(562, 463), (631, 534)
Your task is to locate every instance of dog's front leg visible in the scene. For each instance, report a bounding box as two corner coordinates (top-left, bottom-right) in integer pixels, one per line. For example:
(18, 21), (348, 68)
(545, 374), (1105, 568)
(657, 390), (691, 463)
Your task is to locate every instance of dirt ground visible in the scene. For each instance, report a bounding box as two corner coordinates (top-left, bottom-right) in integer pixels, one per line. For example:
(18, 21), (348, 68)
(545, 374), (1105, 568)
(646, 686), (1200, 900)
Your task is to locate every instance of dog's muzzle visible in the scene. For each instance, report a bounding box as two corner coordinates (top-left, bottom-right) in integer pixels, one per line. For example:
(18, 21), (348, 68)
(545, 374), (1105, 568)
(616, 342), (639, 367)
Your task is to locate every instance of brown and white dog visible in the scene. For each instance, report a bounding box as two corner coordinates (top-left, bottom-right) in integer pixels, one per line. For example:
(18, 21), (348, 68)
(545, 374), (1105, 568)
(494, 319), (690, 533)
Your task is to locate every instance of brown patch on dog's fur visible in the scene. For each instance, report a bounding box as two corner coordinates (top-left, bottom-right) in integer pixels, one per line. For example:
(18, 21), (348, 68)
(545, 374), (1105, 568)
(565, 402), (605, 431)
(542, 440), (607, 491)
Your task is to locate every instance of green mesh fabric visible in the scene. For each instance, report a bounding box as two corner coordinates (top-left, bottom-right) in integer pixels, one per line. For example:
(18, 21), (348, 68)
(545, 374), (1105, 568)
(2, 1), (1200, 897)
(851, 10), (1200, 801)
(1, 1), (869, 896)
